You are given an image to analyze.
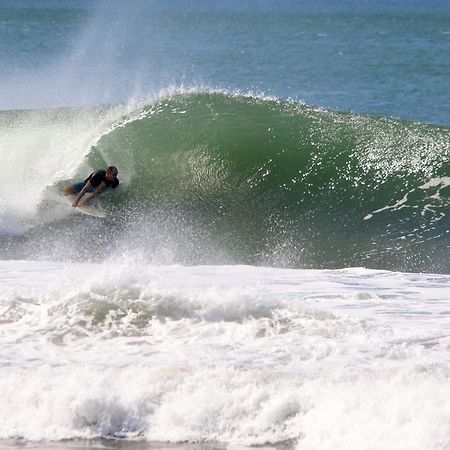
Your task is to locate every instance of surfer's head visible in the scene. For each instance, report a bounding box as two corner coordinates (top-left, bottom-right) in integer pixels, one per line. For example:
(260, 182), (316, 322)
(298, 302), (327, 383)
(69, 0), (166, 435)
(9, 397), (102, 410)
(106, 166), (119, 188)
(106, 166), (118, 181)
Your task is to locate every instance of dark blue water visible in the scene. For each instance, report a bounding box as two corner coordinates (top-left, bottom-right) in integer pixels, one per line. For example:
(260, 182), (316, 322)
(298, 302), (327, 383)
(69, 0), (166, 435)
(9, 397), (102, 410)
(1, 0), (449, 124)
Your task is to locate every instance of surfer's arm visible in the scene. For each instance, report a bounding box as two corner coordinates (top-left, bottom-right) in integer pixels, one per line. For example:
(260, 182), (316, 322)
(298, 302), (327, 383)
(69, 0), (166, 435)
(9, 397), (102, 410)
(82, 182), (107, 205)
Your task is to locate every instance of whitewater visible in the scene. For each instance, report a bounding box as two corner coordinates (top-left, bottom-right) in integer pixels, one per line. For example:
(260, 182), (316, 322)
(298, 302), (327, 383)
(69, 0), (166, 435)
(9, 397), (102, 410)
(2, 261), (450, 449)
(1, 1), (450, 449)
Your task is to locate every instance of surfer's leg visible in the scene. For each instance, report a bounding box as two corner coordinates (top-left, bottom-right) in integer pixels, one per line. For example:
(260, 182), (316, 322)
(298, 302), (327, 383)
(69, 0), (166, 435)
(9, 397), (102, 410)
(63, 185), (76, 194)
(64, 181), (85, 195)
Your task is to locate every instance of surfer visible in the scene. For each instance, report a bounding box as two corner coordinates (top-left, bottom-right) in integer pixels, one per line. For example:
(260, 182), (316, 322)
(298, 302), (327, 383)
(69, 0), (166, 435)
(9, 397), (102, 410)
(64, 166), (119, 207)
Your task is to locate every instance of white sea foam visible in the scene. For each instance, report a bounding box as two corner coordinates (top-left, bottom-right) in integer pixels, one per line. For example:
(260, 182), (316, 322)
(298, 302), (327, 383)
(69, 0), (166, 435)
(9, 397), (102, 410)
(1, 261), (450, 448)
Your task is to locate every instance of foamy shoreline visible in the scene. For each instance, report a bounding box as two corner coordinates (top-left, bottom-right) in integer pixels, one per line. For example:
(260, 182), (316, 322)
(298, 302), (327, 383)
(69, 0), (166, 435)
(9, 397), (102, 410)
(0, 439), (292, 450)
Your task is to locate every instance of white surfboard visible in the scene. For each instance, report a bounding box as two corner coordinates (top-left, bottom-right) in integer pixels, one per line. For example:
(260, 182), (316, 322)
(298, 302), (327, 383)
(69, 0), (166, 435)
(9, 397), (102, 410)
(64, 193), (106, 218)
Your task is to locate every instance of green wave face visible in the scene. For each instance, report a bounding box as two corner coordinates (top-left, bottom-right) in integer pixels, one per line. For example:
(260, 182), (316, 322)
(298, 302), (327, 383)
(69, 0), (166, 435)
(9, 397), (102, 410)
(86, 92), (450, 270)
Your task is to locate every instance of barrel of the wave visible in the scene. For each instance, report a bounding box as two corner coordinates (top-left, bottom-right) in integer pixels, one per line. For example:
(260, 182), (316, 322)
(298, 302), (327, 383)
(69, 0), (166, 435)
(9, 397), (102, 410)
(88, 92), (450, 271)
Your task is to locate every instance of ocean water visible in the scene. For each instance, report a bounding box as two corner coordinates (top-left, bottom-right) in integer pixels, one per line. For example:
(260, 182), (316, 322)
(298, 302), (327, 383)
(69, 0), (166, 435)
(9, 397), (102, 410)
(1, 1), (450, 449)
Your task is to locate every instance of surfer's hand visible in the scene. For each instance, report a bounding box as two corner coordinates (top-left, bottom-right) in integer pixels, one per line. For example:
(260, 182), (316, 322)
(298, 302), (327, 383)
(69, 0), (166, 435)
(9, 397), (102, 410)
(83, 193), (96, 205)
(72, 200), (78, 207)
